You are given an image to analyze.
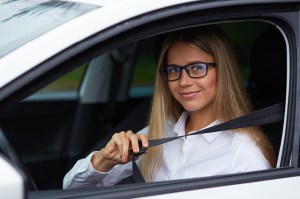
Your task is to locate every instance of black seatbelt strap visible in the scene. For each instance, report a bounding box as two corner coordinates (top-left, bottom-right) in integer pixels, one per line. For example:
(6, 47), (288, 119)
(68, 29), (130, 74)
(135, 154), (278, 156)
(132, 102), (285, 183)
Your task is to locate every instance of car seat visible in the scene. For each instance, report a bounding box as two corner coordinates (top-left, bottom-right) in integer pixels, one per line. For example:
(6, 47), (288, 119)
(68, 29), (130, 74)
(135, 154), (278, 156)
(85, 99), (151, 154)
(248, 25), (287, 158)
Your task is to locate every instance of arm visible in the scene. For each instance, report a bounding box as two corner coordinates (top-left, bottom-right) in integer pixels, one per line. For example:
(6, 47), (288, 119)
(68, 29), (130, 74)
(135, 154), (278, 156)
(63, 127), (149, 189)
(63, 152), (137, 188)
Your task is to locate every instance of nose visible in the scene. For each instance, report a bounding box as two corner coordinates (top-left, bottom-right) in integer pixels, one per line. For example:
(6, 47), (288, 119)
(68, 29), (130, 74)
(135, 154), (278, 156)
(178, 69), (192, 86)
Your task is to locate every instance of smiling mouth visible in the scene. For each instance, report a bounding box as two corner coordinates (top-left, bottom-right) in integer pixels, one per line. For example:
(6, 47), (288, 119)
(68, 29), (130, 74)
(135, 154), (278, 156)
(180, 91), (199, 98)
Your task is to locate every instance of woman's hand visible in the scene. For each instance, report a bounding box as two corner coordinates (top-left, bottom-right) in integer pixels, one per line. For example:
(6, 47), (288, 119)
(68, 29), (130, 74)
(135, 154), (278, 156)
(91, 130), (148, 172)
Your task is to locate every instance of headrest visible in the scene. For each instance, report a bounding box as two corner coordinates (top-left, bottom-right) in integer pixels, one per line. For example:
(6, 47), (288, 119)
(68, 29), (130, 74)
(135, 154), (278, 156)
(248, 25), (286, 103)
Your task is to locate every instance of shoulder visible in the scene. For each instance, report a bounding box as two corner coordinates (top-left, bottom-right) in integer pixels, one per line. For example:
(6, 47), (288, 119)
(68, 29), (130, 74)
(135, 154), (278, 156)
(230, 131), (254, 148)
(229, 131), (271, 171)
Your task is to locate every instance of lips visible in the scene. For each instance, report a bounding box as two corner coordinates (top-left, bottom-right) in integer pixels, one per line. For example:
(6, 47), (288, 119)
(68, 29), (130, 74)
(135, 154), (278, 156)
(180, 91), (200, 98)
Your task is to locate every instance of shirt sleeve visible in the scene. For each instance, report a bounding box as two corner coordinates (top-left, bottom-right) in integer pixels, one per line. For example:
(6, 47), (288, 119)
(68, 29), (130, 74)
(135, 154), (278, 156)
(63, 127), (148, 189)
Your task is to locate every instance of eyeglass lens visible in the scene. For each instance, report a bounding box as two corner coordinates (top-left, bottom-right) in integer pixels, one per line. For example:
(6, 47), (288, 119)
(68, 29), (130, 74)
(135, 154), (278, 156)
(163, 63), (208, 81)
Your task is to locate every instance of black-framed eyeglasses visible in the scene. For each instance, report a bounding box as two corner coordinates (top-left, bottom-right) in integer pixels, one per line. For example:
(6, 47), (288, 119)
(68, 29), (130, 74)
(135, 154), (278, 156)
(160, 62), (216, 81)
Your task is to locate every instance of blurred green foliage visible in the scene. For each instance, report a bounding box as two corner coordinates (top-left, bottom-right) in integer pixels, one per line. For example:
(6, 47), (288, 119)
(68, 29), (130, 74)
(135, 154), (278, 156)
(220, 21), (268, 79)
(37, 64), (87, 93)
(131, 37), (157, 87)
(132, 55), (157, 86)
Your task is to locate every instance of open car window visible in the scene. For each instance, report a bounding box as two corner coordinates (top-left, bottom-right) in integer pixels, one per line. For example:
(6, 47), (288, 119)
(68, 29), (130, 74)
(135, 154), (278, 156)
(8, 20), (287, 188)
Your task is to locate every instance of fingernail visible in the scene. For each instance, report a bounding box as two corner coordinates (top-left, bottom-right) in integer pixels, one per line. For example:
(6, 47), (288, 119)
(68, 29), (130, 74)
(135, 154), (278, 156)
(143, 141), (148, 147)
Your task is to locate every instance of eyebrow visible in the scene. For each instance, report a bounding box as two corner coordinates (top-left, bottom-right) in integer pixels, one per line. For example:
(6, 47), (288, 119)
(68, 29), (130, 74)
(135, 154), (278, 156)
(167, 61), (212, 66)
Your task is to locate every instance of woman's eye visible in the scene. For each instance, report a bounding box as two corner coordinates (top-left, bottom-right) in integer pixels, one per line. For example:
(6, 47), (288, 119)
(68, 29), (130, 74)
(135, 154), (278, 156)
(191, 64), (205, 72)
(168, 67), (179, 73)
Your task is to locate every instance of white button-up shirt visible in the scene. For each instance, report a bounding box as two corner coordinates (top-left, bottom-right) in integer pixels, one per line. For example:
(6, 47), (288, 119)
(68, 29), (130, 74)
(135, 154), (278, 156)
(63, 112), (270, 189)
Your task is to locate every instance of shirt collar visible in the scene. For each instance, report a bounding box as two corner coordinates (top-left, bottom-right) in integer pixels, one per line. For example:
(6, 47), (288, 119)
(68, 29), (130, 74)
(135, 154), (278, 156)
(173, 111), (222, 143)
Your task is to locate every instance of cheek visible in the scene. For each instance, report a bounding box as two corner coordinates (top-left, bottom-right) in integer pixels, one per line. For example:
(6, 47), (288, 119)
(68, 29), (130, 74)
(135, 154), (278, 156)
(168, 82), (183, 103)
(168, 82), (176, 96)
(206, 70), (217, 94)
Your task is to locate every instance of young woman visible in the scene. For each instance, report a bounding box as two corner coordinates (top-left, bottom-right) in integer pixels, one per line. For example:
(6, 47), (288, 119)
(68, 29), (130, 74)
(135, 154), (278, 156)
(63, 25), (275, 188)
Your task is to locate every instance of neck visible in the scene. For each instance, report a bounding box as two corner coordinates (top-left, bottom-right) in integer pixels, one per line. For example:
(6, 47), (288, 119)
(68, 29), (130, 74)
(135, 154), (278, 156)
(185, 105), (216, 134)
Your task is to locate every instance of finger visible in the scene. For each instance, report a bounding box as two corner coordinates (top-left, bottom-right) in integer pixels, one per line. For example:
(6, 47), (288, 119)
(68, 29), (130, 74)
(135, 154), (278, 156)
(127, 153), (134, 162)
(126, 130), (140, 153)
(111, 133), (124, 158)
(120, 132), (130, 162)
(103, 134), (119, 157)
(138, 134), (149, 148)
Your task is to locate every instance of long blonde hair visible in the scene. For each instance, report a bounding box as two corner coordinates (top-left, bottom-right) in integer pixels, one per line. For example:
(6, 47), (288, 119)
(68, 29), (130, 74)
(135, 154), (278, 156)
(141, 25), (276, 181)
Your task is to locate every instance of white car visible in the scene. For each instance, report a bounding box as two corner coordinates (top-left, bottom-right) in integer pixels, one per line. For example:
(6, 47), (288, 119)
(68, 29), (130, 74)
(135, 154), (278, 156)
(0, 0), (299, 198)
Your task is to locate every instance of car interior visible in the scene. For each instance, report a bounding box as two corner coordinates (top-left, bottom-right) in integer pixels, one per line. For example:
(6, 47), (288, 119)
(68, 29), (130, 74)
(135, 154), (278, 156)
(0, 20), (287, 191)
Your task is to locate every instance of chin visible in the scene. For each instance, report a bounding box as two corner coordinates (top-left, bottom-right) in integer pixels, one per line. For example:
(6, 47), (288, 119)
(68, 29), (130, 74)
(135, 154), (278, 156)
(181, 102), (212, 113)
(182, 105), (202, 112)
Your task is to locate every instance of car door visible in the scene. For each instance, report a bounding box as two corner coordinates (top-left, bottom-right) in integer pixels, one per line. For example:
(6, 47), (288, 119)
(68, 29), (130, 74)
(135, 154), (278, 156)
(0, 65), (90, 190)
(1, 0), (300, 198)
(0, 45), (150, 190)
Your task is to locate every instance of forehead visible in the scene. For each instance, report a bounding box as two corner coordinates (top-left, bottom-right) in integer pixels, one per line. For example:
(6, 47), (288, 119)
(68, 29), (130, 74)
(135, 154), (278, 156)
(166, 42), (214, 65)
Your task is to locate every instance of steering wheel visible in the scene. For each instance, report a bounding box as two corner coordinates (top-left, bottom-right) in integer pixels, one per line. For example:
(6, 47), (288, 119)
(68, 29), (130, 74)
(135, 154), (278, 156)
(0, 127), (38, 191)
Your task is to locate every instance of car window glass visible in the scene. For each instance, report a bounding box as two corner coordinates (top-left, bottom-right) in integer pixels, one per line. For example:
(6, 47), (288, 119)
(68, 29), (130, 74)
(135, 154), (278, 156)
(39, 64), (87, 93)
(26, 64), (87, 100)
